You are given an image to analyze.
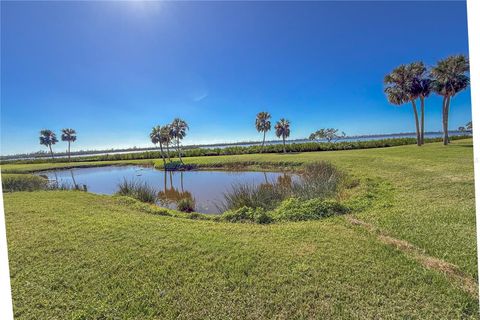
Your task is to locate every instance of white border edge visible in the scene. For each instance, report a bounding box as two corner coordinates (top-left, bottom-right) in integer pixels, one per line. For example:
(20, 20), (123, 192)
(466, 0), (480, 305)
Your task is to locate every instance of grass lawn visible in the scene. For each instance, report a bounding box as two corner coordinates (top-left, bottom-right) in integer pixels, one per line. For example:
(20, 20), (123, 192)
(2, 139), (478, 319)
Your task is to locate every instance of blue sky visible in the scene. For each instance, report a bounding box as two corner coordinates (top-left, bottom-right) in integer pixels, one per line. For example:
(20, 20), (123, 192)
(1, 1), (471, 155)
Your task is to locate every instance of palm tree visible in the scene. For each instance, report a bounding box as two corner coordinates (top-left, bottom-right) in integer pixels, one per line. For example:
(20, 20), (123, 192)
(466, 121), (472, 131)
(274, 118), (290, 153)
(61, 128), (77, 161)
(39, 129), (58, 160)
(170, 118), (189, 164)
(255, 112), (271, 153)
(410, 62), (431, 145)
(431, 55), (470, 145)
(150, 126), (166, 167)
(160, 125), (172, 162)
(384, 63), (425, 146)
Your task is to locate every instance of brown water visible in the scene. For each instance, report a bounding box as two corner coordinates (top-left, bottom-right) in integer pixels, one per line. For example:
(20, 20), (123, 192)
(38, 166), (295, 214)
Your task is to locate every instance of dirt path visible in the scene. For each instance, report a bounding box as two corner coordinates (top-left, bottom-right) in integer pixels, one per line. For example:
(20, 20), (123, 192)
(346, 216), (479, 298)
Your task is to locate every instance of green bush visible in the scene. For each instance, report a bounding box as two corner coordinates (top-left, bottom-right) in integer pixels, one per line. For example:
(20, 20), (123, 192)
(2, 174), (48, 192)
(163, 161), (198, 171)
(177, 198), (195, 213)
(270, 198), (349, 222)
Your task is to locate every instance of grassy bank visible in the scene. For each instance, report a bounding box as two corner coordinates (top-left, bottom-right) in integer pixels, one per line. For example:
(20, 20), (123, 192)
(3, 139), (478, 318)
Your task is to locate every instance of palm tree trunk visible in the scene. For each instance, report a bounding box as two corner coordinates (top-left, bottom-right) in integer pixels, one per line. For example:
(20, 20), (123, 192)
(49, 145), (54, 160)
(411, 100), (421, 146)
(158, 144), (166, 168)
(443, 95), (451, 145)
(165, 143), (172, 162)
(180, 172), (184, 192)
(282, 135), (286, 153)
(261, 131), (266, 153)
(420, 96), (425, 145)
(68, 141), (71, 161)
(164, 171), (167, 190)
(70, 170), (77, 189)
(177, 139), (183, 164)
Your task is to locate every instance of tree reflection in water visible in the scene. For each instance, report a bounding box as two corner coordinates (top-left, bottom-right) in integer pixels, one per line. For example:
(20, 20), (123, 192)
(158, 171), (195, 208)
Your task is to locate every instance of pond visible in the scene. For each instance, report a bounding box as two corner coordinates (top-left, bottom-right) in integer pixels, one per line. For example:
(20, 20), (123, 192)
(37, 166), (296, 214)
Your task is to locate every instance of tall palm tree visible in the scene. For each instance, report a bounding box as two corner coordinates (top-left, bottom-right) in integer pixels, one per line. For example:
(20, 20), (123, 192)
(255, 112), (271, 153)
(409, 62), (431, 145)
(274, 118), (290, 153)
(61, 128), (77, 161)
(150, 126), (166, 167)
(39, 129), (58, 160)
(170, 118), (189, 164)
(384, 63), (424, 146)
(431, 55), (470, 145)
(160, 125), (172, 162)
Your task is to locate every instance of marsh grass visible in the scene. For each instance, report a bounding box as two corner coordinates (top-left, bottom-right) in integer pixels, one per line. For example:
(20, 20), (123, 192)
(219, 161), (343, 212)
(1, 174), (49, 192)
(115, 179), (157, 204)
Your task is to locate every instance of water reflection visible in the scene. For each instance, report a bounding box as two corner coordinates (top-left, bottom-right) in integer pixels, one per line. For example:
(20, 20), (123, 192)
(158, 171), (195, 208)
(38, 166), (297, 214)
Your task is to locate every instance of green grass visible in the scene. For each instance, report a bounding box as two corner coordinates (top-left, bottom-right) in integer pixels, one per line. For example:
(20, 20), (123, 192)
(3, 139), (478, 318)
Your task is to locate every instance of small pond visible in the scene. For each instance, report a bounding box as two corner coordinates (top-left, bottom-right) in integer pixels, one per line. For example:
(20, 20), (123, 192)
(38, 166), (296, 214)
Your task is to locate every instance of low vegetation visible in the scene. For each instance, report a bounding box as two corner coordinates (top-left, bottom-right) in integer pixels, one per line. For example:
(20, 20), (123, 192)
(2, 173), (86, 192)
(115, 179), (157, 204)
(219, 162), (344, 220)
(176, 197), (196, 213)
(2, 174), (48, 192)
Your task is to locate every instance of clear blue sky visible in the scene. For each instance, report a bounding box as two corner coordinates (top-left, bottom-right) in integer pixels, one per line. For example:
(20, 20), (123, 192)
(1, 1), (471, 155)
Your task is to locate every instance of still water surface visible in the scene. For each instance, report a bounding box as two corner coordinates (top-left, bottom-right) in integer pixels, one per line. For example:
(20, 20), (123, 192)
(39, 166), (293, 214)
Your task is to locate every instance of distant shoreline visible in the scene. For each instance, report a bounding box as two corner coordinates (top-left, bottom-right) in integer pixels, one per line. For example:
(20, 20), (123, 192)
(1, 130), (469, 160)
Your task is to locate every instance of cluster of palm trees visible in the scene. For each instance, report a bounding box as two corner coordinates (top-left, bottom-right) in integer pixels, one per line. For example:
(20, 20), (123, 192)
(39, 128), (77, 160)
(384, 54), (470, 146)
(150, 118), (189, 165)
(255, 112), (291, 153)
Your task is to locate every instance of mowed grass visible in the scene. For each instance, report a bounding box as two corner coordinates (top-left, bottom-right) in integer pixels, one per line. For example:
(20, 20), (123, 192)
(2, 139), (478, 318)
(4, 192), (477, 319)
(170, 139), (477, 279)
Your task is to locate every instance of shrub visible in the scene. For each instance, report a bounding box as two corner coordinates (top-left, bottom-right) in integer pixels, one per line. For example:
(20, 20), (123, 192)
(177, 198), (195, 213)
(271, 198), (349, 221)
(2, 174), (48, 192)
(163, 161), (198, 171)
(115, 179), (157, 204)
